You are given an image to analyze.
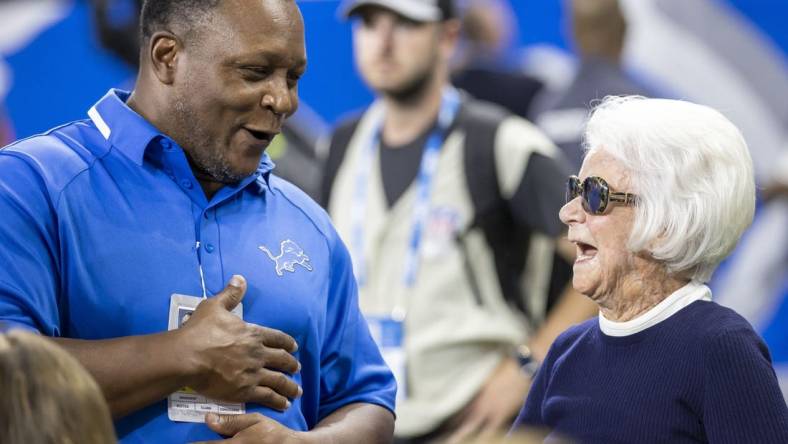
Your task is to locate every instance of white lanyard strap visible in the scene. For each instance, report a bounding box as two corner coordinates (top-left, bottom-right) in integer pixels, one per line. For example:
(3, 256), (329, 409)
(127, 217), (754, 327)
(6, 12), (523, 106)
(350, 87), (462, 288)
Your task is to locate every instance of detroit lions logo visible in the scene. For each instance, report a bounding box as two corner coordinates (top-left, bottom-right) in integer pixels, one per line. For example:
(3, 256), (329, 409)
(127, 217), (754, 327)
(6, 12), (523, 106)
(259, 239), (313, 276)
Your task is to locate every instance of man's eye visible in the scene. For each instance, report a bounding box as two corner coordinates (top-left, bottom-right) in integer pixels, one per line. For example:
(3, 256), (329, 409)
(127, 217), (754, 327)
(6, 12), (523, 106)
(242, 67), (271, 79)
(397, 17), (420, 28)
(287, 73), (302, 87)
(359, 15), (374, 28)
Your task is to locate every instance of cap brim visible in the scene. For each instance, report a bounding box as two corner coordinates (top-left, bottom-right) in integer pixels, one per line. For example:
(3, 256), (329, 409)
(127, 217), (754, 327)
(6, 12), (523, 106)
(339, 0), (442, 22)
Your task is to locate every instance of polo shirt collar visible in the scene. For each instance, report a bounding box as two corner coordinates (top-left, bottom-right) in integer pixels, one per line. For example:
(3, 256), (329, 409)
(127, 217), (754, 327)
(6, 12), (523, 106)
(252, 156), (276, 194)
(88, 89), (161, 166)
(87, 89), (275, 193)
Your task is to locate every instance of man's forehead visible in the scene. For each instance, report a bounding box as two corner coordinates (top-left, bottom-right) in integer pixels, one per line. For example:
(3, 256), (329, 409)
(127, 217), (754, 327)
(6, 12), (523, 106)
(207, 0), (304, 36)
(196, 0), (305, 53)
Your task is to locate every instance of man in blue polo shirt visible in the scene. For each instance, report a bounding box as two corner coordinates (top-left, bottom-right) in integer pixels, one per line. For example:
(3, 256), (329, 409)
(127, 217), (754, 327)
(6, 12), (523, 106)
(0, 0), (396, 443)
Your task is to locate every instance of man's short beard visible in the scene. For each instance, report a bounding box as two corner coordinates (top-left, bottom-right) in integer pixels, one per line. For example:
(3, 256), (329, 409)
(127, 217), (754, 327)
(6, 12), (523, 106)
(171, 99), (249, 184)
(188, 146), (247, 185)
(384, 64), (436, 103)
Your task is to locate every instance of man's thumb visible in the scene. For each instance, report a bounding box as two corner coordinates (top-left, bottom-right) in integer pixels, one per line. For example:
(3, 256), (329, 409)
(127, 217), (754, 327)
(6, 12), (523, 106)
(205, 412), (261, 437)
(215, 275), (246, 311)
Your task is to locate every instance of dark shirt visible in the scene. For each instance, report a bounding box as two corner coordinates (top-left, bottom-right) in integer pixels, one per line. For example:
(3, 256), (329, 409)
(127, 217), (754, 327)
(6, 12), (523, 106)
(452, 67), (544, 120)
(379, 127), (430, 208)
(513, 300), (788, 443)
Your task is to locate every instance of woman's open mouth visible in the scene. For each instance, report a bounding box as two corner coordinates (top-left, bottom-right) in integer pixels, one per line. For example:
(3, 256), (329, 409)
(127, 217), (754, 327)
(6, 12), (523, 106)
(575, 241), (598, 263)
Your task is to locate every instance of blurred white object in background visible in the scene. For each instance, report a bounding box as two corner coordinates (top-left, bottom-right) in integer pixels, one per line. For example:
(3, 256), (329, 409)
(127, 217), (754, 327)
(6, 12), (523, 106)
(619, 0), (788, 185)
(0, 0), (72, 103)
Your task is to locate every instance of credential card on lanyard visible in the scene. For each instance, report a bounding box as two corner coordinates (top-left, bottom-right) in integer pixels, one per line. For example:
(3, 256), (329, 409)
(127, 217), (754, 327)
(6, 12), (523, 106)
(367, 316), (406, 403)
(167, 294), (244, 423)
(354, 88), (461, 402)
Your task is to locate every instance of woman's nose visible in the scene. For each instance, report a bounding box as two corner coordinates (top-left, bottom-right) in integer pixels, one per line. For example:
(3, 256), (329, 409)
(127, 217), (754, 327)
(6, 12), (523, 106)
(559, 196), (586, 227)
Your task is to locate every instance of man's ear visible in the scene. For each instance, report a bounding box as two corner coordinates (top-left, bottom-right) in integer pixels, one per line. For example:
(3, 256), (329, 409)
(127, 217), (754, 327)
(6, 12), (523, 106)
(147, 31), (181, 85)
(439, 18), (462, 57)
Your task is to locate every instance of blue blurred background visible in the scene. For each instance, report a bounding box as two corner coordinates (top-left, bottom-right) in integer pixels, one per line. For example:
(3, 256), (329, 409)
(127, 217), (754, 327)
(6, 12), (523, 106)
(4, 0), (783, 135)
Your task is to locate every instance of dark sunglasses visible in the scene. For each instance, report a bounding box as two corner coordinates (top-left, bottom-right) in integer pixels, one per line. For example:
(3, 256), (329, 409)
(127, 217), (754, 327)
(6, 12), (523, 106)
(566, 175), (638, 215)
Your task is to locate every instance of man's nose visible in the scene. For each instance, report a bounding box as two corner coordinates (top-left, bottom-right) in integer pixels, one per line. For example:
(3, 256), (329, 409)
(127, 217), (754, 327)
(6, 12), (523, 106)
(261, 76), (296, 118)
(374, 18), (396, 53)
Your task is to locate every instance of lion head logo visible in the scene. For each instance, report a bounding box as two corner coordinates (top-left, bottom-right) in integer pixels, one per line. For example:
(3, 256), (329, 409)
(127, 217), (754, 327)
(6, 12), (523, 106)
(259, 239), (313, 276)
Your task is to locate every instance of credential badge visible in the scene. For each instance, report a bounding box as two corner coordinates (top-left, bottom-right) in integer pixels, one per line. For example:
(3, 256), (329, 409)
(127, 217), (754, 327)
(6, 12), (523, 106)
(259, 239), (313, 276)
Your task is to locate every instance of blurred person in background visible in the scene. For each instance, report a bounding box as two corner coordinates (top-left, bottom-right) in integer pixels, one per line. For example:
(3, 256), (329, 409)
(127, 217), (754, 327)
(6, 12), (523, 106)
(513, 96), (788, 443)
(0, 0), (25, 147)
(322, 0), (596, 442)
(90, 0), (327, 199)
(452, 0), (575, 320)
(0, 0), (396, 442)
(533, 0), (653, 172)
(450, 0), (543, 120)
(0, 329), (116, 444)
(0, 107), (10, 145)
(763, 153), (788, 202)
(716, 147), (788, 401)
(91, 0), (143, 69)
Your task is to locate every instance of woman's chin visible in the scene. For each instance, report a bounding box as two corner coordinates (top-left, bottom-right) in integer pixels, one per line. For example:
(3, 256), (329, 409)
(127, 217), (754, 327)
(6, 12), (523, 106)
(572, 273), (600, 301)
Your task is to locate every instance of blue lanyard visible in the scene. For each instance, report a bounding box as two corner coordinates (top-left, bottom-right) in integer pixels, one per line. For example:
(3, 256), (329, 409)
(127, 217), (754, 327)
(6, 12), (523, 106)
(350, 87), (462, 288)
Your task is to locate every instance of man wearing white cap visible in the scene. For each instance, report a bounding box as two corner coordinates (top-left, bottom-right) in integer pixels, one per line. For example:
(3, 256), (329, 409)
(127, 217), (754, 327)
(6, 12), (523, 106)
(321, 0), (596, 442)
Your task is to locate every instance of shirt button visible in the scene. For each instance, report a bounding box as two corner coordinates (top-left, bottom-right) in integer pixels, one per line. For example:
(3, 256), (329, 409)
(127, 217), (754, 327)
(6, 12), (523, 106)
(161, 139), (172, 150)
(181, 179), (193, 189)
(205, 244), (215, 253)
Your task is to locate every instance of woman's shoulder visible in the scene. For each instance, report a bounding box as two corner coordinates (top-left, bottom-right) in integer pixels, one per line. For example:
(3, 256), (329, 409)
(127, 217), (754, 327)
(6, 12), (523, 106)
(538, 319), (600, 374)
(692, 304), (788, 441)
(678, 301), (772, 363)
(681, 300), (758, 339)
(551, 317), (599, 352)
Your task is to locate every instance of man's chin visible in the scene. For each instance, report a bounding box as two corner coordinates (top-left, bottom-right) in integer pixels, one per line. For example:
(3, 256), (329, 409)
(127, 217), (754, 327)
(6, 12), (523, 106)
(192, 165), (256, 185)
(378, 83), (410, 97)
(379, 74), (433, 102)
(367, 77), (409, 96)
(216, 169), (256, 184)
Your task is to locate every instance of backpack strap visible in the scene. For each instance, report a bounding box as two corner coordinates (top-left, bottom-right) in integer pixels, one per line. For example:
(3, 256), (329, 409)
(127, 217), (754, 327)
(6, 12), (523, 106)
(458, 99), (573, 325)
(319, 114), (363, 209)
(459, 100), (508, 216)
(457, 100), (535, 319)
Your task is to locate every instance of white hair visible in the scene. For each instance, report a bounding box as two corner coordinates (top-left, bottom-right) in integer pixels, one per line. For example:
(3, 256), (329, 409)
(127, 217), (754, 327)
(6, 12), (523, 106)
(583, 96), (755, 282)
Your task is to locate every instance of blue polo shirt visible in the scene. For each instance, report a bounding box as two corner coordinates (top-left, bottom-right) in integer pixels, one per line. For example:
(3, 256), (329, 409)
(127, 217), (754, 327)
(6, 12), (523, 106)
(0, 89), (396, 443)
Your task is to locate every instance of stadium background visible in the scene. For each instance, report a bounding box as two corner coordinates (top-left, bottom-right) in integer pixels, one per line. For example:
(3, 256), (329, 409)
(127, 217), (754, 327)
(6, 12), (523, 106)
(1, 0), (786, 397)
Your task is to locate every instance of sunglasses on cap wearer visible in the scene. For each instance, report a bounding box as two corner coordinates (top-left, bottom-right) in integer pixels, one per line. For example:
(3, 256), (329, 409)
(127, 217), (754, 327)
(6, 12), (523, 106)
(566, 175), (638, 215)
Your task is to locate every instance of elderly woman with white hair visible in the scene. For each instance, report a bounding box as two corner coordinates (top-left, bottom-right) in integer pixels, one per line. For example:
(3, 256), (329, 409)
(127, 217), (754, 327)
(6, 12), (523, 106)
(511, 96), (788, 442)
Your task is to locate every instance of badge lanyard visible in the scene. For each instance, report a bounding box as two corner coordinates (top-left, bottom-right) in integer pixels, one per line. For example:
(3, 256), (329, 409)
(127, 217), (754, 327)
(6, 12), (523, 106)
(195, 241), (208, 299)
(350, 87), (461, 304)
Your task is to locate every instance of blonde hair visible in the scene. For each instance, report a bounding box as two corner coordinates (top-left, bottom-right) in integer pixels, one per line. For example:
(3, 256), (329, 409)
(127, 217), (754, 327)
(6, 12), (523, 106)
(0, 330), (116, 444)
(584, 96), (756, 282)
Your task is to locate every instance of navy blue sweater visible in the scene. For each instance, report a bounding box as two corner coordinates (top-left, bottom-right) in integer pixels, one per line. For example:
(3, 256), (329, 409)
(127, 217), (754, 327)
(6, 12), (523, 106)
(513, 301), (788, 443)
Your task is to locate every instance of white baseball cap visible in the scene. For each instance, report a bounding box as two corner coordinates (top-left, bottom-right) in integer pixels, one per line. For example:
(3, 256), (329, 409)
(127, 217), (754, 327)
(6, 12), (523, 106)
(339, 0), (455, 22)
